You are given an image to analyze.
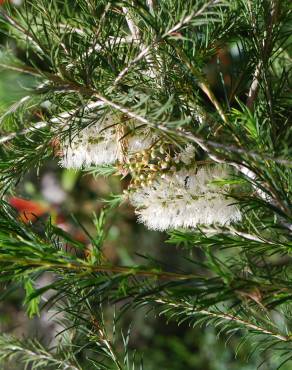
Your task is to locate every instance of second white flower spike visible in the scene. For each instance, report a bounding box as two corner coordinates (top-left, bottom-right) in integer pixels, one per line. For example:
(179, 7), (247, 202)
(60, 115), (153, 169)
(129, 166), (241, 231)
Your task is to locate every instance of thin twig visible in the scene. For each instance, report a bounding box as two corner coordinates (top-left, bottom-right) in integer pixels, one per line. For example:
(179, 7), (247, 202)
(155, 299), (291, 342)
(246, 0), (278, 110)
(113, 43), (152, 85)
(146, 0), (155, 12)
(164, 0), (218, 36)
(122, 4), (160, 79)
(201, 226), (273, 244)
(114, 0), (227, 122)
(0, 121), (48, 144)
(0, 10), (44, 54)
(0, 63), (41, 76)
(91, 318), (123, 370)
(66, 36), (134, 70)
(123, 6), (140, 41)
(0, 96), (31, 125)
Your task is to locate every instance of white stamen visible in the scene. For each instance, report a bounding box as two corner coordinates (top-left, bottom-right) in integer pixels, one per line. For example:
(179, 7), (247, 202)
(129, 165), (241, 231)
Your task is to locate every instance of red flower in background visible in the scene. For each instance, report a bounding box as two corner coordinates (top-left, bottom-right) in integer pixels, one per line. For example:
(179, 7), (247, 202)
(0, 1), (20, 5)
(9, 197), (49, 223)
(9, 197), (87, 244)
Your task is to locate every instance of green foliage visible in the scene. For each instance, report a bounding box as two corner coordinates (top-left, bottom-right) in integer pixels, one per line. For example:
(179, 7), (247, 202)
(0, 0), (291, 369)
(86, 165), (118, 178)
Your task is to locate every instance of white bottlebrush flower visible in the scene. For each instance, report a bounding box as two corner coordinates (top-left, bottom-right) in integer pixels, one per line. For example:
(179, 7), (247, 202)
(60, 115), (153, 169)
(11, 0), (23, 5)
(174, 144), (196, 165)
(129, 165), (241, 231)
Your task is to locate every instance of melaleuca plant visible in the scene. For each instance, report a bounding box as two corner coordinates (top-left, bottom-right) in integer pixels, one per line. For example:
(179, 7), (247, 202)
(0, 0), (291, 369)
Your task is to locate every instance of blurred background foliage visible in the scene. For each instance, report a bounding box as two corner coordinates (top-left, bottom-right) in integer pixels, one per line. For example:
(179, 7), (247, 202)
(0, 1), (290, 369)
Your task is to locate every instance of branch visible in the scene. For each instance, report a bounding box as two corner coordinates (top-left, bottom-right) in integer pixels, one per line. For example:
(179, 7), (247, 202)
(0, 100), (104, 144)
(154, 299), (291, 342)
(0, 10), (45, 54)
(201, 226), (274, 244)
(92, 93), (292, 167)
(246, 0), (278, 110)
(1, 92), (290, 171)
(0, 334), (81, 370)
(0, 121), (48, 144)
(0, 255), (198, 281)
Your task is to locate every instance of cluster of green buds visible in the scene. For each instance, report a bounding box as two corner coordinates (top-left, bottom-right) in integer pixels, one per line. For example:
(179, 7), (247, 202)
(125, 143), (182, 191)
